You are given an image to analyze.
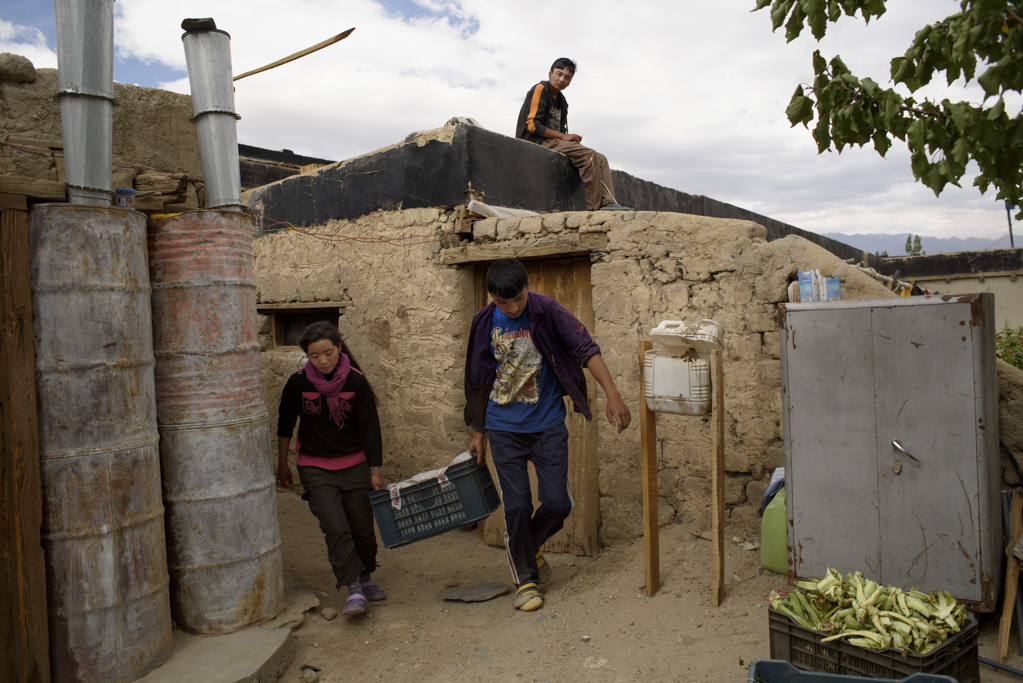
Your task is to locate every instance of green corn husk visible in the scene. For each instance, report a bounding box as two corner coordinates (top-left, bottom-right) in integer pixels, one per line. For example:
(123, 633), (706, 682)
(772, 568), (970, 656)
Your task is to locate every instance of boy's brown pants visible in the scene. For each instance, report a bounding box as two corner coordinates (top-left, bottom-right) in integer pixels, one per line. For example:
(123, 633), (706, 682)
(541, 139), (617, 210)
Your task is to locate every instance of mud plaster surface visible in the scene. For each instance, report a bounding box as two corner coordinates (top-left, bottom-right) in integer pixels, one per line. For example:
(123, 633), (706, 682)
(0, 66), (201, 184)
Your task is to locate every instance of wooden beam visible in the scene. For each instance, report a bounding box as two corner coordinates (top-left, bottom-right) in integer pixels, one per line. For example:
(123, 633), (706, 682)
(441, 233), (608, 265)
(0, 194), (28, 211)
(999, 488), (1023, 661)
(711, 349), (726, 607)
(256, 301), (352, 311)
(234, 28), (355, 81)
(639, 340), (659, 597)
(0, 208), (51, 682)
(0, 176), (65, 202)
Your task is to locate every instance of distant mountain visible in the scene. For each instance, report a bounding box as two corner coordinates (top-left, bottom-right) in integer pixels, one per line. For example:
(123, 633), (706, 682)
(822, 232), (1015, 256)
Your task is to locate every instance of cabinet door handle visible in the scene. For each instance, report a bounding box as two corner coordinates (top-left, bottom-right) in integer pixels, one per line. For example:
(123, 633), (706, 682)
(891, 440), (921, 463)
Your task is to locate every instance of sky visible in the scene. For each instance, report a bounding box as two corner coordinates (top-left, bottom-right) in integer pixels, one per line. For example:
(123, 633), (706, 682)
(1, 0), (1018, 243)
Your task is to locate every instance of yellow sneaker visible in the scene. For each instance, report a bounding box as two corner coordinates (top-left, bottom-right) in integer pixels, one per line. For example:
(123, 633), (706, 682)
(512, 582), (543, 611)
(535, 548), (552, 585)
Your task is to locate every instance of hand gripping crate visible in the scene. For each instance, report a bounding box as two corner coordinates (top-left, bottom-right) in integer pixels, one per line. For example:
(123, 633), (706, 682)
(370, 458), (500, 549)
(748, 659), (958, 683)
(767, 608), (979, 683)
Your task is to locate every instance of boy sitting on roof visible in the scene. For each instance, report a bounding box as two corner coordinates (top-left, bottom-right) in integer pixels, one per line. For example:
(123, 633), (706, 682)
(516, 58), (630, 212)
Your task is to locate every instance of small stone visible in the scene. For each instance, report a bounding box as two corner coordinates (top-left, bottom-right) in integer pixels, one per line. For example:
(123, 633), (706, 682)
(446, 581), (460, 588)
(731, 536), (742, 543)
(365, 612), (373, 619)
(581, 635), (591, 642)
(302, 671), (319, 683)
(320, 608), (338, 621)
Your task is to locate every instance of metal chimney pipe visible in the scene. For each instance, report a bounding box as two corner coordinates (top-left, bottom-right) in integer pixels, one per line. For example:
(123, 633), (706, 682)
(181, 19), (243, 211)
(53, 0), (115, 205)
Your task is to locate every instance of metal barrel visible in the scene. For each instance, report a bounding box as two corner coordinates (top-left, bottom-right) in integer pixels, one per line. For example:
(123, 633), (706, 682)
(53, 0), (115, 205)
(29, 204), (172, 682)
(182, 27), (243, 211)
(148, 210), (284, 634)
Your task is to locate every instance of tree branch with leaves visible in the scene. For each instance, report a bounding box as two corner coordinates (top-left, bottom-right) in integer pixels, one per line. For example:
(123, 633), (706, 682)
(755, 0), (1023, 216)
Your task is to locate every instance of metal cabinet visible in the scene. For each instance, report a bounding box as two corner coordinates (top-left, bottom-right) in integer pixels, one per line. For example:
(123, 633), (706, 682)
(779, 294), (1001, 611)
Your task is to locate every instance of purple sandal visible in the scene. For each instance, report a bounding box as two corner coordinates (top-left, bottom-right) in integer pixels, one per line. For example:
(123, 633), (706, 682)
(361, 580), (387, 601)
(342, 593), (367, 616)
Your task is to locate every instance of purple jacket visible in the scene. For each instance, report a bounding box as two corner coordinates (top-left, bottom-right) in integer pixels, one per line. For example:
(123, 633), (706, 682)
(463, 291), (600, 432)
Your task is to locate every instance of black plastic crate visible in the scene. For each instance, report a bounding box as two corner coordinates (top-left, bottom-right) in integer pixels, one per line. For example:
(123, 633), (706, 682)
(749, 659), (959, 683)
(768, 607), (979, 683)
(370, 458), (500, 549)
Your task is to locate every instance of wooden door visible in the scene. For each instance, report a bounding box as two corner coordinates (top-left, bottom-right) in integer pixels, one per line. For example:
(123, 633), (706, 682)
(474, 258), (600, 556)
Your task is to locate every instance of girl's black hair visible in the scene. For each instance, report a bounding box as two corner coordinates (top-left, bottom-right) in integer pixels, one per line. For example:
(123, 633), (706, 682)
(550, 57), (576, 74)
(486, 258), (529, 299)
(299, 321), (378, 406)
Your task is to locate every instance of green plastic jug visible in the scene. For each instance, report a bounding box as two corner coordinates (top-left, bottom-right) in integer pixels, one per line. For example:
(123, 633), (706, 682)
(761, 487), (787, 575)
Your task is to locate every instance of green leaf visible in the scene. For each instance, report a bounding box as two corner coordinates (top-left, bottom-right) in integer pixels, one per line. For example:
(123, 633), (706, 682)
(987, 97), (1005, 120)
(786, 91), (815, 127)
(872, 130), (892, 156)
(907, 119), (925, 151)
(977, 65), (1001, 98)
(946, 100), (973, 132)
(754, 0), (773, 10)
(812, 50), (828, 75)
(813, 115), (833, 152)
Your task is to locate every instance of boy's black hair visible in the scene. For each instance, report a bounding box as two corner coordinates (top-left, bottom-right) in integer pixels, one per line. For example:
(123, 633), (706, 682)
(550, 57), (576, 74)
(299, 321), (378, 406)
(486, 258), (529, 299)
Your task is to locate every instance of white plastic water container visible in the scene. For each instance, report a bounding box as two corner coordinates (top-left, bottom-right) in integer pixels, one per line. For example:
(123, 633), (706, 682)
(644, 353), (712, 415)
(643, 319), (723, 416)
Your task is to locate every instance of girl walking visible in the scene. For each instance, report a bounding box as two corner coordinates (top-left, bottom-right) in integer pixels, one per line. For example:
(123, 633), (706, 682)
(277, 321), (387, 616)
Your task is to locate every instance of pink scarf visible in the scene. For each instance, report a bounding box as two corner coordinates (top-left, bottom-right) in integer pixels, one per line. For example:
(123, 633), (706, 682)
(303, 353), (351, 428)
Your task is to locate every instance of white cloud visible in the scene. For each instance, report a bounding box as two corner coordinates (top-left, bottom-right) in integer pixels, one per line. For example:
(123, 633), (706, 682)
(11, 0), (1017, 240)
(0, 19), (57, 68)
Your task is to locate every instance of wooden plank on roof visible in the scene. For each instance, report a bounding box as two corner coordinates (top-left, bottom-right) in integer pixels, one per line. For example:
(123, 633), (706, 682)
(440, 233), (608, 265)
(0, 177), (65, 202)
(256, 301), (352, 310)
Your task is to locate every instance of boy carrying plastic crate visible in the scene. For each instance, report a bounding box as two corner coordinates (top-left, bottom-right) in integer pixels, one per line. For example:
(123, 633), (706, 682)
(463, 258), (631, 611)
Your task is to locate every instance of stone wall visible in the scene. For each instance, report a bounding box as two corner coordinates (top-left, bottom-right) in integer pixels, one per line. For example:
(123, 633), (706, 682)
(254, 208), (473, 482)
(253, 207), (1022, 543)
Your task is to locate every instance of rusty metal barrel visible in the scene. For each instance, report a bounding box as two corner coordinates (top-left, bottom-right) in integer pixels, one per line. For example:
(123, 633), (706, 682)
(28, 204), (172, 682)
(148, 210), (284, 634)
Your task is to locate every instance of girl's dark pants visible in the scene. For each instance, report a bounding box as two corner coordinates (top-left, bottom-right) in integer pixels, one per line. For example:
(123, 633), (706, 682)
(298, 462), (378, 590)
(488, 422), (573, 586)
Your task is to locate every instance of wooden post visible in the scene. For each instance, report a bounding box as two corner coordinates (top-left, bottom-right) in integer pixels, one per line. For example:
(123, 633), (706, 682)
(0, 207), (51, 682)
(711, 349), (725, 607)
(999, 488), (1023, 661)
(639, 340), (659, 597)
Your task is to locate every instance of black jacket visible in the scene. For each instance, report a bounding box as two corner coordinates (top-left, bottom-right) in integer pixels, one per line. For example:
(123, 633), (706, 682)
(277, 368), (383, 466)
(516, 81), (569, 145)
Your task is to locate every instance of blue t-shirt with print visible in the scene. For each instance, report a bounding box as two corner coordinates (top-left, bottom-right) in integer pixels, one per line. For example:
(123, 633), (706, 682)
(485, 304), (566, 433)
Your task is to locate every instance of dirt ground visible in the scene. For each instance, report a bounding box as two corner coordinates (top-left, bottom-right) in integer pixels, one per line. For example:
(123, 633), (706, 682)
(272, 487), (1023, 683)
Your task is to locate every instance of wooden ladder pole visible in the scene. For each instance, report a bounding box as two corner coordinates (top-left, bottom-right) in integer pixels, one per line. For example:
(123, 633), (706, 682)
(711, 349), (725, 607)
(639, 340), (659, 597)
(999, 488), (1023, 661)
(1, 207), (50, 682)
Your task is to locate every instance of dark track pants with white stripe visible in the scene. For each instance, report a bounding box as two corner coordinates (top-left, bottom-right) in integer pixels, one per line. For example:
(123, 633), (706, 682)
(488, 422), (574, 586)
